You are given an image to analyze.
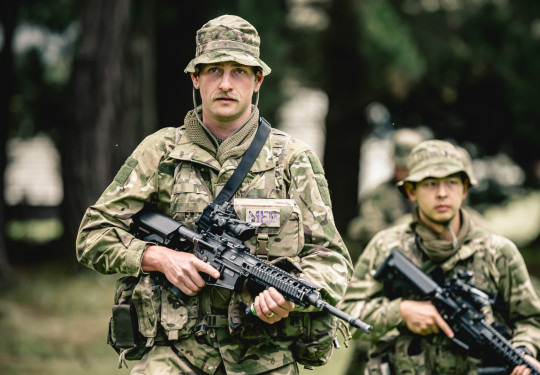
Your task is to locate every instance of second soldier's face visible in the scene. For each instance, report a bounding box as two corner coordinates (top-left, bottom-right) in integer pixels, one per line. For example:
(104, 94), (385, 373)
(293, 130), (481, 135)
(192, 62), (263, 125)
(407, 174), (468, 225)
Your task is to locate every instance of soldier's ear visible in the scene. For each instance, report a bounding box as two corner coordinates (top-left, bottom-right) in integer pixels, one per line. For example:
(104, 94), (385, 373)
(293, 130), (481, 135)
(462, 180), (469, 198)
(191, 72), (200, 89)
(404, 182), (417, 202)
(254, 71), (264, 93)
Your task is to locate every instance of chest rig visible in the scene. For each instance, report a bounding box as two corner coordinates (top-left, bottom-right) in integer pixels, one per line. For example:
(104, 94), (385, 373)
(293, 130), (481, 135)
(168, 120), (292, 259)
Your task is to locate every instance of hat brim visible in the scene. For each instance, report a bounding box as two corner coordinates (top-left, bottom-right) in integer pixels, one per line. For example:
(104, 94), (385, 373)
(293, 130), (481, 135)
(396, 164), (477, 198)
(184, 51), (271, 76)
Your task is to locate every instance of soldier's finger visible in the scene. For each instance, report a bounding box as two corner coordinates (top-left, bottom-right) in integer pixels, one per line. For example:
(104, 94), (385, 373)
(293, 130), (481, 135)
(195, 260), (221, 280)
(257, 293), (273, 317)
(174, 280), (199, 296)
(435, 314), (454, 338)
(253, 295), (274, 323)
(266, 287), (295, 310)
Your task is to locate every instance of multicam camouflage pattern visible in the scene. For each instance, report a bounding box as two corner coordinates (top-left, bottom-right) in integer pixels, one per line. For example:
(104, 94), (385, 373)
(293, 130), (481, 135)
(347, 180), (414, 260)
(397, 140), (478, 197)
(184, 15), (271, 76)
(131, 345), (299, 375)
(76, 109), (351, 374)
(338, 215), (540, 374)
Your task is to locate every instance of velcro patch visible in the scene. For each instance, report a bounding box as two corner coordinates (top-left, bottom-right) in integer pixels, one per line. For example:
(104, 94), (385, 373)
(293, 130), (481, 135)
(113, 157), (138, 185)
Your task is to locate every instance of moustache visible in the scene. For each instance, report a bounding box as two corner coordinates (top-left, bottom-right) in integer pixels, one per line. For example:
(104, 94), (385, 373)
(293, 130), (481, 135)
(212, 92), (238, 101)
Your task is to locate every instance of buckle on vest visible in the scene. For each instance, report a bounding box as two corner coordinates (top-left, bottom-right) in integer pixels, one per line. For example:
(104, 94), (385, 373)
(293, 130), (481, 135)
(256, 233), (269, 259)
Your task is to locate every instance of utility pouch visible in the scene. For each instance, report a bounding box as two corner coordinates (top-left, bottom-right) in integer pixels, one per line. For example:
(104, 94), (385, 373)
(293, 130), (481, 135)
(107, 276), (148, 365)
(291, 311), (339, 367)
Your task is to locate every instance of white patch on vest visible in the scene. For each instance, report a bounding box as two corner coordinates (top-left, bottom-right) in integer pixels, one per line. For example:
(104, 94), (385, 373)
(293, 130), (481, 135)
(246, 207), (280, 227)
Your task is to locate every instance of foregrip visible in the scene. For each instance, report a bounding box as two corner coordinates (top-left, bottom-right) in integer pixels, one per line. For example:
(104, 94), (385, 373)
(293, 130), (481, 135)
(244, 258), (372, 333)
(481, 322), (540, 375)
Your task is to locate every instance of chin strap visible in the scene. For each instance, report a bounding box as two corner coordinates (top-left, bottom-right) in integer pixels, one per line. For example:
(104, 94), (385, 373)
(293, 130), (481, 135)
(192, 87), (260, 129)
(446, 221), (459, 250)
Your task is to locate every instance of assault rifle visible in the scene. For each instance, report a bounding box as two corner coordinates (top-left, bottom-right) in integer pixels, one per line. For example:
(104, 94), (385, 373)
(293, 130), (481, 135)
(130, 202), (372, 334)
(375, 249), (539, 375)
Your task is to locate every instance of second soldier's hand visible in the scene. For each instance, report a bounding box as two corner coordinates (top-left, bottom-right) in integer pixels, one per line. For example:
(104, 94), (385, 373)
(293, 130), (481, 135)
(142, 245), (220, 296)
(511, 355), (540, 375)
(400, 300), (454, 338)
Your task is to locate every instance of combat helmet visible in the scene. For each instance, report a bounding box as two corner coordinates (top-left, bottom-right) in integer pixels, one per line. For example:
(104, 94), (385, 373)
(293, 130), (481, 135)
(397, 140), (477, 197)
(184, 15), (271, 76)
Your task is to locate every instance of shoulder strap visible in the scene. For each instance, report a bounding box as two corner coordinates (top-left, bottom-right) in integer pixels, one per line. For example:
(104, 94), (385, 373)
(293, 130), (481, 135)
(214, 117), (271, 205)
(196, 117), (271, 231)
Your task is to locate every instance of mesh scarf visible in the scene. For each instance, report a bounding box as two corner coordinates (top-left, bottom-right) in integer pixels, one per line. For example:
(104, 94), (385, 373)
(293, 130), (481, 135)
(411, 208), (475, 263)
(184, 105), (260, 165)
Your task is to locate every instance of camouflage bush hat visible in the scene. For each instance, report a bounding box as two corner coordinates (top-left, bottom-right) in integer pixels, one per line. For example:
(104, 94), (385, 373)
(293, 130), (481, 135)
(184, 15), (271, 76)
(397, 140), (477, 197)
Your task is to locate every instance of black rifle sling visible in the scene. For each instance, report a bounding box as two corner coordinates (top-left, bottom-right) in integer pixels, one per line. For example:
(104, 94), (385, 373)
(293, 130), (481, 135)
(214, 117), (271, 205)
(196, 117), (271, 231)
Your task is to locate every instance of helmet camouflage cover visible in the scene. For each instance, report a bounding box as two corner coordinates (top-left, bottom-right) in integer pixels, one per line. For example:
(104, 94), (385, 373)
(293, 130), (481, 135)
(184, 15), (271, 76)
(397, 140), (477, 196)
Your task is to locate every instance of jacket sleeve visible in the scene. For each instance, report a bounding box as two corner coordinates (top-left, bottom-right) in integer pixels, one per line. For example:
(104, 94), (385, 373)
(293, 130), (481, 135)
(75, 129), (174, 276)
(497, 238), (540, 357)
(285, 144), (353, 305)
(337, 232), (404, 340)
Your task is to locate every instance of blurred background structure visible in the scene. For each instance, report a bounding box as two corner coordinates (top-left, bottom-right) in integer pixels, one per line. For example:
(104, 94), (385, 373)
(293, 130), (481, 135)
(1, 1), (540, 374)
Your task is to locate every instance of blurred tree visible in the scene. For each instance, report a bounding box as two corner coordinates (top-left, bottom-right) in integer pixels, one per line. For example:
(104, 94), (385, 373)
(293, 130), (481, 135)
(386, 0), (540, 188)
(321, 0), (369, 231)
(0, 1), (18, 287)
(59, 0), (158, 258)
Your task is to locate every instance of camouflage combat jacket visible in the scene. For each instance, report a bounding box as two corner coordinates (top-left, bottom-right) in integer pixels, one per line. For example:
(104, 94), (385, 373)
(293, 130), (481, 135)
(76, 109), (352, 375)
(347, 180), (414, 261)
(339, 213), (540, 375)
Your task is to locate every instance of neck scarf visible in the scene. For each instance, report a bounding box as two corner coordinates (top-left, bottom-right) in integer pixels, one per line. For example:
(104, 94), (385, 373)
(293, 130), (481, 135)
(184, 106), (260, 165)
(412, 208), (474, 263)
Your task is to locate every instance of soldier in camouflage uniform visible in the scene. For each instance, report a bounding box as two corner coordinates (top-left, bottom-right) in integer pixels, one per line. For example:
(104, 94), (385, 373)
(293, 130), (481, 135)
(339, 140), (540, 374)
(76, 15), (352, 375)
(347, 128), (427, 263)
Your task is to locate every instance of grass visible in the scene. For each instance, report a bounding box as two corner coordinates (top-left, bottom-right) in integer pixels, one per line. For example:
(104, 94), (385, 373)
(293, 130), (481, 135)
(0, 261), (354, 375)
(0, 263), (127, 375)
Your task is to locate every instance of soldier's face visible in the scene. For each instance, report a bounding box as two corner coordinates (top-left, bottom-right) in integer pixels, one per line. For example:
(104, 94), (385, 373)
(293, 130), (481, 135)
(405, 174), (468, 226)
(191, 62), (263, 125)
